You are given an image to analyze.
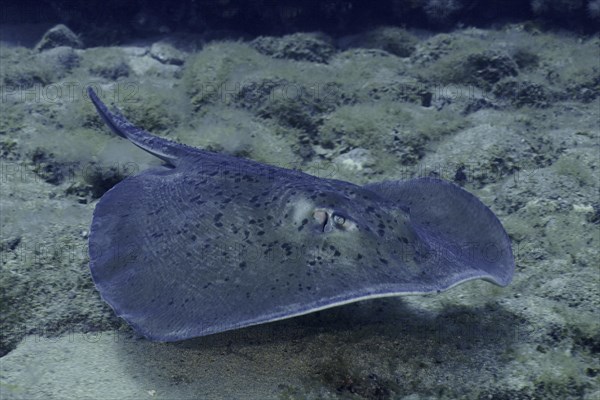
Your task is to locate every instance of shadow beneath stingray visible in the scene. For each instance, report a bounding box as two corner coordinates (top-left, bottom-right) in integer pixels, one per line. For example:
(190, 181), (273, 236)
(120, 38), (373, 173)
(109, 296), (525, 397)
(167, 295), (524, 350)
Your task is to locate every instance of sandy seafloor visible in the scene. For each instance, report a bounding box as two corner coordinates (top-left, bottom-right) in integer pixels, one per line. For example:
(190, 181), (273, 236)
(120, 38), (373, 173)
(0, 22), (598, 399)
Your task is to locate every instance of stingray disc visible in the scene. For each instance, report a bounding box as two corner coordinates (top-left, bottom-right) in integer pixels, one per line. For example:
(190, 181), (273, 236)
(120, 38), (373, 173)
(87, 88), (514, 341)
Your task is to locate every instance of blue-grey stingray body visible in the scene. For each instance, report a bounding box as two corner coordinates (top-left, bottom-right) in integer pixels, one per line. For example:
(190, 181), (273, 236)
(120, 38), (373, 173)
(87, 87), (514, 341)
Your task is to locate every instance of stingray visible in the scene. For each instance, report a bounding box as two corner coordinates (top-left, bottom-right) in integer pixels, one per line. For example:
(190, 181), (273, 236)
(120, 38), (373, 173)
(87, 87), (514, 341)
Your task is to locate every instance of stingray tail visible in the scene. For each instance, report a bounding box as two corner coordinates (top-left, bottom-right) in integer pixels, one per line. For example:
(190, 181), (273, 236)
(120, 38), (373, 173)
(88, 87), (193, 167)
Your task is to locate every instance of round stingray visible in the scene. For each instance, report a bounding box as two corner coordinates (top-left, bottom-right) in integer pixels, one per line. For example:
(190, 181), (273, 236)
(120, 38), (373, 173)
(87, 88), (514, 341)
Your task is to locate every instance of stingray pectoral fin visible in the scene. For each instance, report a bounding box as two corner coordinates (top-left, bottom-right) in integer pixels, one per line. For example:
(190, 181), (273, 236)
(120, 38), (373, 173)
(88, 87), (199, 166)
(365, 177), (514, 288)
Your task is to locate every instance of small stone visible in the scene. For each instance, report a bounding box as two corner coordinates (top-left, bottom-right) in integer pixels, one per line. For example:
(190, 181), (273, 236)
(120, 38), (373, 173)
(333, 148), (374, 171)
(121, 46), (149, 57)
(35, 24), (82, 52)
(150, 42), (185, 66)
(573, 204), (594, 213)
(128, 55), (180, 77)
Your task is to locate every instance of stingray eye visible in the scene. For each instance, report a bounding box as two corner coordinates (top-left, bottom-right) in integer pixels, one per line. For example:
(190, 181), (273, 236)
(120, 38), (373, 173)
(332, 212), (358, 232)
(332, 214), (346, 226)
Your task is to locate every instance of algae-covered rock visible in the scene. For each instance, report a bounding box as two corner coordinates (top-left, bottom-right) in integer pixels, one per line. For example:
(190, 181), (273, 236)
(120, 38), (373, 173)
(182, 42), (263, 109)
(412, 32), (521, 89)
(318, 103), (406, 150)
(250, 32), (336, 63)
(34, 24), (82, 52)
(181, 106), (301, 168)
(416, 117), (536, 186)
(121, 91), (186, 136)
(183, 41), (344, 136)
(0, 137), (19, 161)
(329, 48), (422, 105)
(254, 79), (342, 133)
(36, 46), (80, 78)
(0, 46), (54, 88)
(428, 49), (519, 91)
(464, 51), (519, 87)
(493, 79), (550, 108)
